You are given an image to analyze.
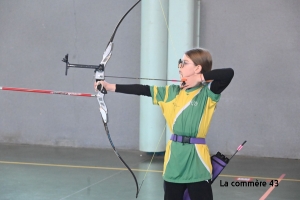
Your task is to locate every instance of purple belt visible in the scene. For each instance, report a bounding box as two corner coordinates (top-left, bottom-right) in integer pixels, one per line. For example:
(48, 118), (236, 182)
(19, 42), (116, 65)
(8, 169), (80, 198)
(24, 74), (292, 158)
(170, 134), (206, 144)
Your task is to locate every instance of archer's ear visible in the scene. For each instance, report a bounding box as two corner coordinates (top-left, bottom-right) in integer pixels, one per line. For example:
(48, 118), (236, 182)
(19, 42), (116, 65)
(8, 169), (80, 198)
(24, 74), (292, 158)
(195, 65), (202, 74)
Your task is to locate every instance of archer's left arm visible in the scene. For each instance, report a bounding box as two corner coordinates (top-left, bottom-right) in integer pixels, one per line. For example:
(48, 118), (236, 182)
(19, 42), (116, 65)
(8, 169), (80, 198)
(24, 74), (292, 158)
(203, 68), (234, 94)
(115, 84), (151, 97)
(95, 81), (151, 97)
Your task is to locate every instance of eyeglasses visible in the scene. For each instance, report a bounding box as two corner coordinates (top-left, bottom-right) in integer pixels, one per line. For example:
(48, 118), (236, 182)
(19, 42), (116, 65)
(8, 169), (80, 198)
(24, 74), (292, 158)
(178, 59), (196, 69)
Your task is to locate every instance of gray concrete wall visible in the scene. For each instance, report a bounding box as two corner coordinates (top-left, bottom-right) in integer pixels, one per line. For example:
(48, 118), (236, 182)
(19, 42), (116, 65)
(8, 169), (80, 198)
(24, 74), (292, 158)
(200, 0), (300, 159)
(0, 0), (299, 159)
(0, 0), (142, 149)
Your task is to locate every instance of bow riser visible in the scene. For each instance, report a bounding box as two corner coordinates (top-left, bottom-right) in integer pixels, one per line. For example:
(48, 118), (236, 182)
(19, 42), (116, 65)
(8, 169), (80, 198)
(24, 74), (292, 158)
(96, 90), (108, 124)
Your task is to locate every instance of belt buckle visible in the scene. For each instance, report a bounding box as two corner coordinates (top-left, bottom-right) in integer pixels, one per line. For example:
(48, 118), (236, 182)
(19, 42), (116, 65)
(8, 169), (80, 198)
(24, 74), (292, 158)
(182, 136), (190, 144)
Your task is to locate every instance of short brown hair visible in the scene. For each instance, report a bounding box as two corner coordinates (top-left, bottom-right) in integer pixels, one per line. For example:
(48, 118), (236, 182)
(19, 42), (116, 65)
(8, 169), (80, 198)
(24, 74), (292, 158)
(185, 48), (212, 73)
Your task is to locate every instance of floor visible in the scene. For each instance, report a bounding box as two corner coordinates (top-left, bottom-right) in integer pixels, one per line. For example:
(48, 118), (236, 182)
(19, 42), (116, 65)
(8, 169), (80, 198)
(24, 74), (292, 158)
(0, 144), (299, 200)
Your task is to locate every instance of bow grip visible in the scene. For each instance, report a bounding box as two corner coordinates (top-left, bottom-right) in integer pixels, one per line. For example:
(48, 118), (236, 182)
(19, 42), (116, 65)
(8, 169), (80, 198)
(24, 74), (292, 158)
(96, 82), (107, 94)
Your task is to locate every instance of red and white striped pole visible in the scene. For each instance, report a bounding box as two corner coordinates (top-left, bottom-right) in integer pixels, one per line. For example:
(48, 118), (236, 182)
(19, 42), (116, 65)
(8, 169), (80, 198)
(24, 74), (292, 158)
(0, 77), (185, 97)
(0, 86), (96, 97)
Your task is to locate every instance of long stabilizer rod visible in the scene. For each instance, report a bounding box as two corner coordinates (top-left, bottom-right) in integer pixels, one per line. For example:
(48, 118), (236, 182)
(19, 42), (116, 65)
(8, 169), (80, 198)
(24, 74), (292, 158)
(0, 86), (96, 97)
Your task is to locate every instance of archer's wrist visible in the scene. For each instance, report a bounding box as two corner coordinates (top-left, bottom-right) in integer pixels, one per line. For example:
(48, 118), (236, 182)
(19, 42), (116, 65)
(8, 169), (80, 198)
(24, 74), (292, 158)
(107, 83), (116, 92)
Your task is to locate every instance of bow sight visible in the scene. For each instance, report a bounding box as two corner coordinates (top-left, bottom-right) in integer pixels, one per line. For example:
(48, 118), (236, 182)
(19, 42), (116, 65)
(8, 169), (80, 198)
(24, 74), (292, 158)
(62, 54), (104, 76)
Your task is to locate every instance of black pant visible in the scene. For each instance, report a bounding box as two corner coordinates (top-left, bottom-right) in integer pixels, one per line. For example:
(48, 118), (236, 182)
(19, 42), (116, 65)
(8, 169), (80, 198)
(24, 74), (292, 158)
(164, 180), (213, 200)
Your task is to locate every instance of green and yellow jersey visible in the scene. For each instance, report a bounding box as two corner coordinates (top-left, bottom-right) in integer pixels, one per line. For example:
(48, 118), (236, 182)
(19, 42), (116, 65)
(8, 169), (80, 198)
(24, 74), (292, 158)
(150, 84), (220, 183)
(115, 68), (234, 183)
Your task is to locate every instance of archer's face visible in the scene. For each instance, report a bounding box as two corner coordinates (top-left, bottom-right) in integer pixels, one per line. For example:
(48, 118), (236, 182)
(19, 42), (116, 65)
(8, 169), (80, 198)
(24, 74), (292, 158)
(178, 54), (197, 79)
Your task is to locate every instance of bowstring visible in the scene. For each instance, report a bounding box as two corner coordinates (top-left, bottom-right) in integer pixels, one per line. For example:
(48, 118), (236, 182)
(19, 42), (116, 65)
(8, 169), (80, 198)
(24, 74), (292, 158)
(138, 0), (178, 194)
(137, 125), (166, 193)
(158, 0), (177, 56)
